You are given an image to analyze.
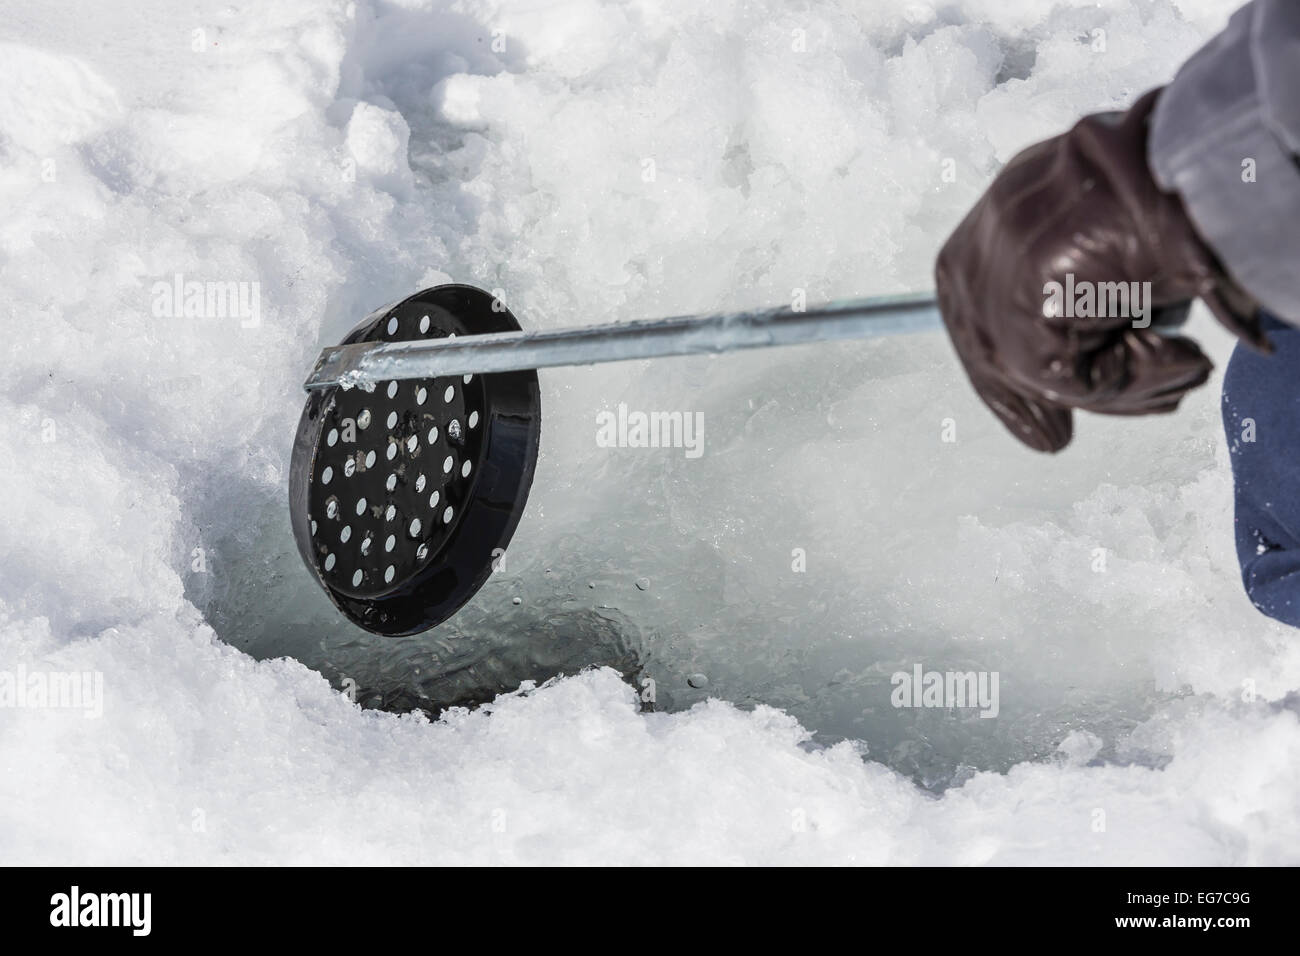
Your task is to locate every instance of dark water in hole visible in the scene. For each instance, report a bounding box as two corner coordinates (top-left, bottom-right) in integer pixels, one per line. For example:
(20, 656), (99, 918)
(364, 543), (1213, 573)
(194, 341), (1181, 792)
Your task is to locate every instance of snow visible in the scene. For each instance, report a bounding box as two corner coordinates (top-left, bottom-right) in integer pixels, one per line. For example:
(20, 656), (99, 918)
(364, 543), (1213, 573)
(1, 0), (1297, 864)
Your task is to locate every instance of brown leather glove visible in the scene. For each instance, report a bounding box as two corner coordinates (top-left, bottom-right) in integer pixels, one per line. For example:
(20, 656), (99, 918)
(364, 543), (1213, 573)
(935, 87), (1269, 453)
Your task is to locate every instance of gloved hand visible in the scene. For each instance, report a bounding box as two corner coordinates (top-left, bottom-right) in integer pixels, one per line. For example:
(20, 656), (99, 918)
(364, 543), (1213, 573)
(935, 87), (1270, 453)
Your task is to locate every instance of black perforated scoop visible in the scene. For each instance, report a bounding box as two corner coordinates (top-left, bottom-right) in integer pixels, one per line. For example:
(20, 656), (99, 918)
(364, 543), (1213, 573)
(296, 284), (943, 634)
(290, 285), (540, 635)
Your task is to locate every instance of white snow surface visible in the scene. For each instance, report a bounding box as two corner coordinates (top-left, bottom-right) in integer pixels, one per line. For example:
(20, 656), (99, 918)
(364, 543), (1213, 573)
(2, 0), (1298, 864)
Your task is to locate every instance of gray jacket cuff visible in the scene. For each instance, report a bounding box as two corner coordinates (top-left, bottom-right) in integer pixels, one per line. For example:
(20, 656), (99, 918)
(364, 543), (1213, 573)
(1149, 0), (1300, 323)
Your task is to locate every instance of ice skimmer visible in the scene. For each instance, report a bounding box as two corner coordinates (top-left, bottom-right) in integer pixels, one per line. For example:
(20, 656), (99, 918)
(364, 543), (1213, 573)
(292, 285), (940, 636)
